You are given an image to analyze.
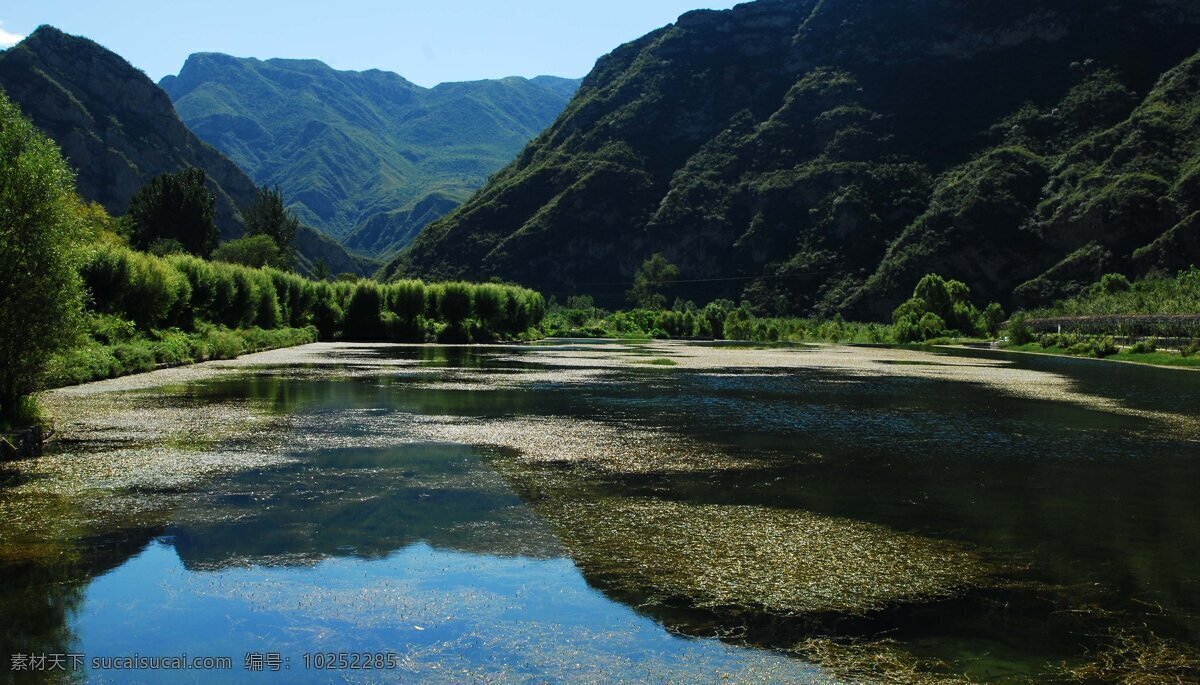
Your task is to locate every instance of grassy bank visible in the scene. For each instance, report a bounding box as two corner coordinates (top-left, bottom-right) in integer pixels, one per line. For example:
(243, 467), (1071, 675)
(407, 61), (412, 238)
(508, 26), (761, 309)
(1000, 342), (1200, 369)
(44, 320), (318, 388)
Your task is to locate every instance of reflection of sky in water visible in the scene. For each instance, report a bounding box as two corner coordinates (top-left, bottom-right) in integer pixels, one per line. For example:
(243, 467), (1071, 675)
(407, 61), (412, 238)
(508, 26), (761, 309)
(13, 340), (1200, 683)
(78, 541), (825, 684)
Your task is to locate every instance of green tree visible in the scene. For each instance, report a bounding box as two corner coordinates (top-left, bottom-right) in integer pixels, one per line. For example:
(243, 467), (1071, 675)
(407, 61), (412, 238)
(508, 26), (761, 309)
(212, 234), (282, 269)
(893, 274), (984, 342)
(128, 168), (219, 257)
(343, 283), (385, 341)
(313, 259), (331, 281)
(627, 253), (680, 309)
(0, 91), (87, 425)
(981, 302), (1006, 338)
(244, 186), (299, 269)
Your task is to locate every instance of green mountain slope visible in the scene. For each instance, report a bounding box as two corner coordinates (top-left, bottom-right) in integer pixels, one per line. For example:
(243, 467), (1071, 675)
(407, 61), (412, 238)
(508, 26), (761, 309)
(0, 26), (369, 276)
(160, 55), (579, 256)
(388, 0), (1200, 315)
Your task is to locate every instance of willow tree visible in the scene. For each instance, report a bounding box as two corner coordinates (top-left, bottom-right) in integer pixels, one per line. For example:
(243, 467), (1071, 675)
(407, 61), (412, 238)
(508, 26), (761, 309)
(0, 90), (87, 426)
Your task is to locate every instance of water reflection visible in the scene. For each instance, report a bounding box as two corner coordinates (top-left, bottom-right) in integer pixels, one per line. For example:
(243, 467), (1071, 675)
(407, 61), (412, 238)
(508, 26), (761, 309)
(3, 340), (1199, 683)
(166, 444), (563, 569)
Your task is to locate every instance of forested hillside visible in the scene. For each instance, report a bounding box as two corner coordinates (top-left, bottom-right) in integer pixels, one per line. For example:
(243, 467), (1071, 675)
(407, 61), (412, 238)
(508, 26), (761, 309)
(162, 54), (579, 256)
(389, 0), (1200, 317)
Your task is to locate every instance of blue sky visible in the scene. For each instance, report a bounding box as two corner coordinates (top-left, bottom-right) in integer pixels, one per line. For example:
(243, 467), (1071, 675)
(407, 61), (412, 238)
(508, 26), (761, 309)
(0, 1), (744, 86)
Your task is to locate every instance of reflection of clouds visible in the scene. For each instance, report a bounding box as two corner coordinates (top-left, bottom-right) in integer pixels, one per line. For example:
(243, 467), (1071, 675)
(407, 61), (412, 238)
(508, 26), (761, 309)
(176, 543), (829, 683)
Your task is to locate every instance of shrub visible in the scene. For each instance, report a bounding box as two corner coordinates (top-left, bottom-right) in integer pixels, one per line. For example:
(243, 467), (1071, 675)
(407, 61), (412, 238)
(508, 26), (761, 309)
(212, 234), (282, 269)
(1006, 312), (1034, 344)
(1128, 340), (1157, 354)
(343, 283), (386, 341)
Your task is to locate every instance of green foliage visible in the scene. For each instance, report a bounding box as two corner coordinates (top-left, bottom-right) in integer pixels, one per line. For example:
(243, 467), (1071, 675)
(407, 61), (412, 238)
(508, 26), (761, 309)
(162, 54), (579, 255)
(343, 283), (386, 341)
(981, 303), (1007, 338)
(545, 298), (893, 345)
(1005, 312), (1034, 345)
(44, 321), (318, 388)
(0, 89), (88, 424)
(313, 260), (330, 281)
(82, 244), (191, 328)
(212, 234), (284, 269)
(1028, 267), (1200, 318)
(1128, 339), (1158, 354)
(78, 242), (545, 350)
(244, 186), (298, 268)
(892, 274), (989, 343)
(627, 254), (680, 309)
(1026, 332), (1120, 359)
(128, 168), (219, 257)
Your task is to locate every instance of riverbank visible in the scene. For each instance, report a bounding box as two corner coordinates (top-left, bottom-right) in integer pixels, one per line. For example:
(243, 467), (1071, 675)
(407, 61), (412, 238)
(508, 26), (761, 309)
(992, 342), (1200, 370)
(42, 325), (320, 391)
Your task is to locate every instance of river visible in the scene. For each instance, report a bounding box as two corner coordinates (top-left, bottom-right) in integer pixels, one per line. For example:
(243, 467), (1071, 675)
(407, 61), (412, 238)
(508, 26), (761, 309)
(2, 340), (1198, 683)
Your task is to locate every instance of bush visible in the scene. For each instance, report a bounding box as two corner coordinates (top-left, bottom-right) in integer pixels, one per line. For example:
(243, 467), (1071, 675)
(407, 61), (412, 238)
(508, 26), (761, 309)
(343, 283), (386, 341)
(212, 234), (283, 269)
(1128, 340), (1157, 354)
(1006, 312), (1034, 345)
(1094, 273), (1132, 295)
(893, 274), (987, 342)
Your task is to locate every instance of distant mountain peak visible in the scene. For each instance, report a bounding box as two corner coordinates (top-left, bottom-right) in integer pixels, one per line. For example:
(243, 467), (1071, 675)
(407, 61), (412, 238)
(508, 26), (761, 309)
(0, 25), (369, 276)
(162, 53), (581, 256)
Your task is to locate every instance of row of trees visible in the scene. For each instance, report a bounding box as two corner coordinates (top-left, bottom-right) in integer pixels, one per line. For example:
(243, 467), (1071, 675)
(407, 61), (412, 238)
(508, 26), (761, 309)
(81, 244), (546, 343)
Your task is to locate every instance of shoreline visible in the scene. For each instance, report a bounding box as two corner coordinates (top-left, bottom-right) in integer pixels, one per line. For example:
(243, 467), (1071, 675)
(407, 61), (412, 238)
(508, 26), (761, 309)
(943, 343), (1200, 371)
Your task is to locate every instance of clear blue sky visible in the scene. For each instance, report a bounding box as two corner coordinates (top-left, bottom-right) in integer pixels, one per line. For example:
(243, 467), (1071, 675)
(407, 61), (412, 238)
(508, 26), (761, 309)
(0, 1), (743, 86)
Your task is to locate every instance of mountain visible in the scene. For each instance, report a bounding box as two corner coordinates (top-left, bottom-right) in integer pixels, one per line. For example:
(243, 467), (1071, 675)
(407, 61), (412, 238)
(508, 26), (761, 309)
(386, 0), (1200, 316)
(0, 26), (369, 276)
(160, 55), (580, 256)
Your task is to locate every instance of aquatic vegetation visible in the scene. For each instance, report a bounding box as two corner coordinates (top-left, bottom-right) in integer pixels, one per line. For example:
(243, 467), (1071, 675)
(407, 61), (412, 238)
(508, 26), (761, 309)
(1059, 630), (1200, 684)
(505, 486), (1004, 617)
(796, 638), (974, 685)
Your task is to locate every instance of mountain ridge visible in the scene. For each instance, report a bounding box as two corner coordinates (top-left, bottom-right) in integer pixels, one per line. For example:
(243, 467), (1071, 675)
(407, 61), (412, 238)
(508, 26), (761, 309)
(0, 25), (369, 276)
(388, 0), (1200, 316)
(161, 54), (580, 257)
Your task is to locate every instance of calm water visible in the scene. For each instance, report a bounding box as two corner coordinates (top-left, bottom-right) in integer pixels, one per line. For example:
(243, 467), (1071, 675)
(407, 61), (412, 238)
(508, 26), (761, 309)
(2, 341), (1199, 683)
